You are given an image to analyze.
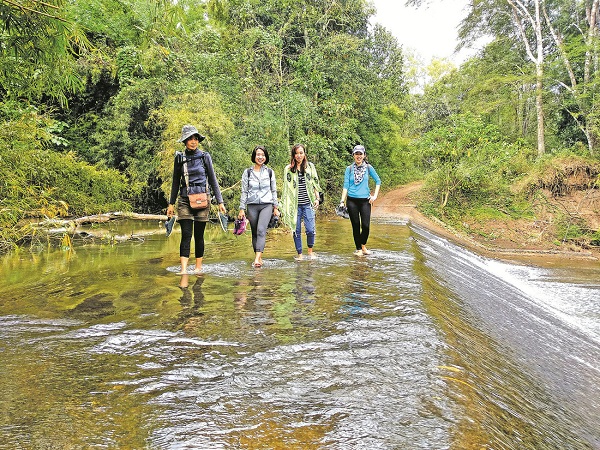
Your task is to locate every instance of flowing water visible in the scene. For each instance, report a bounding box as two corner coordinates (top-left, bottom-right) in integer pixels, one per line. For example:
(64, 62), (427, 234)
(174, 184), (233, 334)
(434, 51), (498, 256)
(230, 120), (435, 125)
(0, 218), (598, 449)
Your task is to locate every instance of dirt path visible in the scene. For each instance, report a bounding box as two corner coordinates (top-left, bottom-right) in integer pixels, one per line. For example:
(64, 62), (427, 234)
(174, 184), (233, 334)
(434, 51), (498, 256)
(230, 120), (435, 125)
(372, 182), (599, 264)
(371, 180), (421, 222)
(372, 180), (468, 243)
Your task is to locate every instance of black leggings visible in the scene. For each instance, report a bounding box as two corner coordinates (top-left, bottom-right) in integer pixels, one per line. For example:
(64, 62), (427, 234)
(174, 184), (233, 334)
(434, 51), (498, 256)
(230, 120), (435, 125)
(346, 196), (371, 250)
(179, 220), (207, 258)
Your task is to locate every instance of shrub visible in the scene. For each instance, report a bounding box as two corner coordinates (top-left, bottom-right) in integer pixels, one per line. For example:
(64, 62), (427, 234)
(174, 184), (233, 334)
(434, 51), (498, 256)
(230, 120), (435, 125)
(414, 114), (530, 212)
(0, 102), (132, 250)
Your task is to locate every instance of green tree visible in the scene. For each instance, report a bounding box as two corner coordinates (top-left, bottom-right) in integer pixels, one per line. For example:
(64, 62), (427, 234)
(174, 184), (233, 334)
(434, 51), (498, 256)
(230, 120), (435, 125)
(453, 0), (547, 156)
(414, 39), (538, 145)
(542, 0), (600, 155)
(0, 0), (92, 105)
(207, 0), (406, 191)
(0, 100), (130, 250)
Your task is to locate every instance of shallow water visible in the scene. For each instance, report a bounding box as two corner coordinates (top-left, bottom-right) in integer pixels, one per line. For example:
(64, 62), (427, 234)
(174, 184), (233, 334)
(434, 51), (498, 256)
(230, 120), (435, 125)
(0, 218), (598, 449)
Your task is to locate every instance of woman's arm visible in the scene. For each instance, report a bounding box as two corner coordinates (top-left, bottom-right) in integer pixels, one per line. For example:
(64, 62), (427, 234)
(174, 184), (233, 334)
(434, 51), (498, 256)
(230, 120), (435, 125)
(368, 165), (381, 204)
(309, 162), (321, 207)
(340, 188), (348, 204)
(340, 166), (351, 204)
(270, 168), (279, 213)
(368, 164), (382, 186)
(281, 166), (291, 200)
(343, 166), (351, 191)
(204, 153), (227, 214)
(370, 185), (380, 204)
(204, 153), (223, 203)
(167, 155), (183, 217)
(239, 168), (249, 213)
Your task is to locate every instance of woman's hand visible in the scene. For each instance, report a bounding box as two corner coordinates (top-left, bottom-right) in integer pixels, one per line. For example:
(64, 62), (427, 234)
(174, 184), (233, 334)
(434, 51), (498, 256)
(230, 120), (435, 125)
(218, 203), (227, 214)
(369, 194), (377, 205)
(167, 204), (174, 218)
(238, 209), (246, 220)
(273, 207), (280, 217)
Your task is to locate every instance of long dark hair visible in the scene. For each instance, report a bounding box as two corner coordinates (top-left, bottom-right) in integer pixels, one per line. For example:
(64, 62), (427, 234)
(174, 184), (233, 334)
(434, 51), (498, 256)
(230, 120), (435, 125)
(289, 143), (307, 173)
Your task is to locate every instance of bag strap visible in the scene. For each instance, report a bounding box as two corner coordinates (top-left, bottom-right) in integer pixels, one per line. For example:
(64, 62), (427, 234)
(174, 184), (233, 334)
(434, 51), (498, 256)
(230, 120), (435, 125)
(246, 167), (272, 189)
(178, 152), (191, 192)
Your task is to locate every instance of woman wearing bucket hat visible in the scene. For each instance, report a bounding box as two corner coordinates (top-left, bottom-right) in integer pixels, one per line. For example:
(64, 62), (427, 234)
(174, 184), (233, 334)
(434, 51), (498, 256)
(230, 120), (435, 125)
(167, 125), (227, 274)
(339, 145), (381, 256)
(280, 143), (322, 260)
(238, 145), (279, 268)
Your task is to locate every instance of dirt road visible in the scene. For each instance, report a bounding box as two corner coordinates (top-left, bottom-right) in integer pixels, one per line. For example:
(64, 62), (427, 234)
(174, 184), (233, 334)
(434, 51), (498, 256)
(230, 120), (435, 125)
(371, 180), (466, 245)
(372, 181), (599, 263)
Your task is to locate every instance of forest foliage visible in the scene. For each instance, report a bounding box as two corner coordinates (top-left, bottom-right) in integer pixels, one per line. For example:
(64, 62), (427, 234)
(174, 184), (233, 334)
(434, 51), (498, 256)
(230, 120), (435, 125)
(1, 0), (599, 251)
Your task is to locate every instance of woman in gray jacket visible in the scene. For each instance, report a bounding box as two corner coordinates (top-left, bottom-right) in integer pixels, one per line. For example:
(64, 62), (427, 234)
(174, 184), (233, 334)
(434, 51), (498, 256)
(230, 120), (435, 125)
(238, 146), (279, 268)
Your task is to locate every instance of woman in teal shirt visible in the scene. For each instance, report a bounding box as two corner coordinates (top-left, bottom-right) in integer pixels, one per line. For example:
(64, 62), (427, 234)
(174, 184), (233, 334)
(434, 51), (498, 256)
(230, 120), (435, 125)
(339, 145), (381, 256)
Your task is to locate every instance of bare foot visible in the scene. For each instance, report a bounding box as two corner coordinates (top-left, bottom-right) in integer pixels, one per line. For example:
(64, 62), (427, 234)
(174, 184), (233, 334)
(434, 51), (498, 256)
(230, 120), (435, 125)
(294, 254), (304, 261)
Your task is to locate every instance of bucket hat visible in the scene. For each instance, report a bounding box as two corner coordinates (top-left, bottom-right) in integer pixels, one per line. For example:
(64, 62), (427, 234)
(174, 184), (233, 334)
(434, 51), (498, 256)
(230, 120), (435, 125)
(178, 124), (205, 143)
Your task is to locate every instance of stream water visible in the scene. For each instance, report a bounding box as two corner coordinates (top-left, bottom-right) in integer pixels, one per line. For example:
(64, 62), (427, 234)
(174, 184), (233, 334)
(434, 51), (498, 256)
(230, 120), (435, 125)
(0, 218), (598, 449)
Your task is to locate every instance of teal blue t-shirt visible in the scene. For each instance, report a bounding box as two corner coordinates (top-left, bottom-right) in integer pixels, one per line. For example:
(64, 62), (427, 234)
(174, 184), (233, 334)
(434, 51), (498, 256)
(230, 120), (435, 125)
(344, 164), (381, 198)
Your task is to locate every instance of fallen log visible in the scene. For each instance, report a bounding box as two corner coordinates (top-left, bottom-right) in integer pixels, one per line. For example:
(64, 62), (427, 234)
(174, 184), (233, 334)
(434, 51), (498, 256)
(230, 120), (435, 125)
(27, 211), (229, 246)
(45, 226), (164, 242)
(26, 212), (169, 244)
(34, 212), (168, 229)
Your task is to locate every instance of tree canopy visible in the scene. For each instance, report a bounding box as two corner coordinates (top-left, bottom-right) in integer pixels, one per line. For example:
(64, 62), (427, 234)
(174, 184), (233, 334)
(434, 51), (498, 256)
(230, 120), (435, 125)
(0, 0), (599, 250)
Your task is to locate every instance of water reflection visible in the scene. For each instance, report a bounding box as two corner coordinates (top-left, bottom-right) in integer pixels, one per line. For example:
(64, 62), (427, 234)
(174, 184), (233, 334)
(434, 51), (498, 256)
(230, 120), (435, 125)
(292, 261), (317, 303)
(340, 259), (371, 318)
(174, 274), (205, 333)
(234, 268), (277, 328)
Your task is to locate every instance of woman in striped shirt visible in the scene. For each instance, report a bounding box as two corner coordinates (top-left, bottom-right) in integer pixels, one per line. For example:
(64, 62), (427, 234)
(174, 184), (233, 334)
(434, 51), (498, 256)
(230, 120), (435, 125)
(280, 144), (322, 260)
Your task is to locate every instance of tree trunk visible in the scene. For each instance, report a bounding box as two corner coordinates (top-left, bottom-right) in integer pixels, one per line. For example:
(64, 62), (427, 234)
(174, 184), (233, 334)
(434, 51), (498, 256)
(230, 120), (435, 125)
(507, 0), (545, 156)
(534, 0), (545, 157)
(535, 61), (545, 157)
(543, 0), (598, 155)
